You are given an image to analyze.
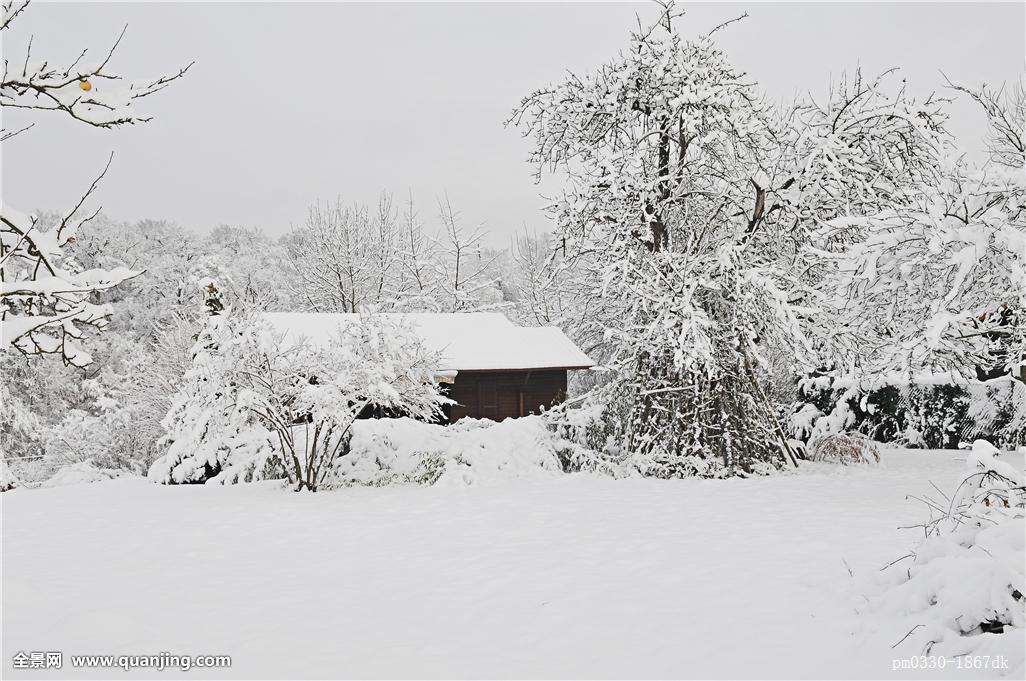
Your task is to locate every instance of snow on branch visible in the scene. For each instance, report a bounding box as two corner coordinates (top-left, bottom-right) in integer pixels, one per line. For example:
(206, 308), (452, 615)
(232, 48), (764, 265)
(0, 1), (29, 31)
(1, 0), (186, 367)
(1, 3), (192, 136)
(1, 155), (142, 366)
(944, 75), (1026, 170)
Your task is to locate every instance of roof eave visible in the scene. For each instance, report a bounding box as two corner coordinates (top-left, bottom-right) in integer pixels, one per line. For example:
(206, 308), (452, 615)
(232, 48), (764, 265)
(442, 364), (595, 373)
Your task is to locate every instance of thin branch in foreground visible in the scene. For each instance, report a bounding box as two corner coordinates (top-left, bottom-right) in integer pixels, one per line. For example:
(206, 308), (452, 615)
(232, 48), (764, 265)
(891, 624), (924, 649)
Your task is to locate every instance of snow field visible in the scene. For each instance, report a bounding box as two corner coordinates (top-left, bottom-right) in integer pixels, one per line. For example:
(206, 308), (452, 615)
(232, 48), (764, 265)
(3, 448), (1023, 679)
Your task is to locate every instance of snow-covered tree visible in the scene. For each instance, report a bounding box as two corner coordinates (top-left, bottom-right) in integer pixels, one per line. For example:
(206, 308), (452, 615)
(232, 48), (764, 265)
(147, 309), (274, 486)
(504, 231), (563, 327)
(812, 157), (1023, 386)
(509, 5), (783, 474)
(151, 311), (448, 491)
(507, 5), (809, 474)
(282, 192), (505, 315)
(432, 196), (503, 312)
(509, 2), (977, 473)
(285, 194), (410, 313)
(1, 0), (189, 367)
(795, 76), (1025, 444)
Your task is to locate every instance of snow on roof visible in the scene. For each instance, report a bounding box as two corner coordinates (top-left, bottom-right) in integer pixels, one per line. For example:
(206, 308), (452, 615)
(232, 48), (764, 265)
(263, 312), (595, 372)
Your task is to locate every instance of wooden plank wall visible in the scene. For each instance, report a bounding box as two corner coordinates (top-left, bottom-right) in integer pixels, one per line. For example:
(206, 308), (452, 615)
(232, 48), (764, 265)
(445, 369), (568, 422)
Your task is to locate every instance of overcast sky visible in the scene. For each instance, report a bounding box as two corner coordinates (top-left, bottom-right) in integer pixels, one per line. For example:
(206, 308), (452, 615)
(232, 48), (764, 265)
(3, 2), (1024, 245)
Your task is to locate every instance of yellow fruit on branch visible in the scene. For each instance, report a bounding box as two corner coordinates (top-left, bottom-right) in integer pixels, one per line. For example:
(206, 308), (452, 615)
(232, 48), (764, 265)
(79, 80), (92, 91)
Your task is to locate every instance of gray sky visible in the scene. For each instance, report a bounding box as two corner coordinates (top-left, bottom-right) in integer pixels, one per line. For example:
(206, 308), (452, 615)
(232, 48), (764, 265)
(3, 2), (1024, 245)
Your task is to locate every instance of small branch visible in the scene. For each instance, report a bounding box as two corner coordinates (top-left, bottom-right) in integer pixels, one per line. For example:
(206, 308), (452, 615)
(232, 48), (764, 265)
(706, 12), (748, 37)
(891, 624), (923, 649)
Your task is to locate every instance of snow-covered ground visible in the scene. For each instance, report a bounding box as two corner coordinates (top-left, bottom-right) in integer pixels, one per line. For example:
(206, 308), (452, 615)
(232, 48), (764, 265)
(3, 448), (1023, 679)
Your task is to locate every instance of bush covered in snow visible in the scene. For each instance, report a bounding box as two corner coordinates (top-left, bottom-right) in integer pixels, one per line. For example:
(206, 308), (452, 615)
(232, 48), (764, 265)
(40, 460), (131, 488)
(331, 416), (563, 487)
(546, 398), (788, 478)
(546, 400), (629, 476)
(790, 373), (1026, 452)
(0, 454), (19, 492)
(151, 310), (448, 491)
(967, 377), (1026, 451)
(862, 440), (1024, 664)
(807, 433), (881, 465)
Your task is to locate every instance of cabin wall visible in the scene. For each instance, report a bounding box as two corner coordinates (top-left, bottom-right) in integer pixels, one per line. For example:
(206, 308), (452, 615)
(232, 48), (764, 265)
(445, 370), (568, 422)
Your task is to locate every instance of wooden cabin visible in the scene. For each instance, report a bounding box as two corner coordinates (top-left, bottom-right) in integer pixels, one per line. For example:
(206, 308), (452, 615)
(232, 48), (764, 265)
(444, 368), (572, 422)
(263, 312), (594, 423)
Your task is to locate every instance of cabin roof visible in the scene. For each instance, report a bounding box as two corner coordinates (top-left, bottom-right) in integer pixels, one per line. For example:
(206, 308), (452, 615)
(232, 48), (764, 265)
(262, 312), (595, 372)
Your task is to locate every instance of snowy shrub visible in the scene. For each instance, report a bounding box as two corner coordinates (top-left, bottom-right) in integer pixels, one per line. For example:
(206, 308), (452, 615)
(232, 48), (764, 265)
(793, 373), (1021, 451)
(40, 408), (118, 471)
(83, 313), (200, 472)
(151, 309), (448, 491)
(807, 433), (881, 466)
(0, 454), (20, 492)
(0, 364), (45, 480)
(41, 460), (129, 488)
(332, 416), (563, 487)
(864, 440), (1024, 661)
(792, 374), (909, 448)
(546, 399), (626, 475)
(785, 438), (808, 461)
(788, 402), (824, 444)
(901, 385), (971, 449)
(965, 377), (1026, 450)
(547, 396), (783, 479)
